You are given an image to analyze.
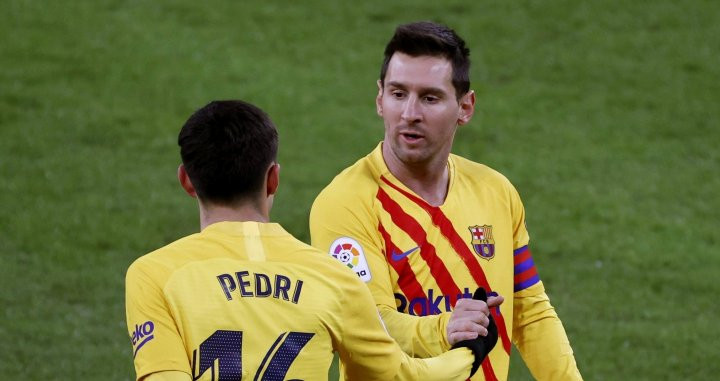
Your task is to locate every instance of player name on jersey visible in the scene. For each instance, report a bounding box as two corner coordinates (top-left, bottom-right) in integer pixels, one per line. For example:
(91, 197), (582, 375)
(216, 270), (304, 304)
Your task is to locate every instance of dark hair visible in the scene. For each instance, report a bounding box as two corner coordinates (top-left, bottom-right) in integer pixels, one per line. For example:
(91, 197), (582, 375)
(380, 21), (471, 99)
(178, 100), (278, 205)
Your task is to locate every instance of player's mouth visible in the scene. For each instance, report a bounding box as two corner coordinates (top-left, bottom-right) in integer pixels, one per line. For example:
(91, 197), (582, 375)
(399, 131), (424, 144)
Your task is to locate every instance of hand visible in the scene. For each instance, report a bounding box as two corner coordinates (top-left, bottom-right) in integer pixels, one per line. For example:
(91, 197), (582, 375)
(450, 288), (501, 377)
(446, 290), (504, 345)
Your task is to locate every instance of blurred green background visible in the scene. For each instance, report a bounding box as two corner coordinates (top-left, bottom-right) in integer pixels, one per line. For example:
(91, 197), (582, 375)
(1, 0), (718, 379)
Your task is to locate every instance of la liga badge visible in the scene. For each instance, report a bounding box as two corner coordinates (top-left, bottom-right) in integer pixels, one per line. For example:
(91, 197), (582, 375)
(469, 225), (495, 260)
(329, 237), (372, 282)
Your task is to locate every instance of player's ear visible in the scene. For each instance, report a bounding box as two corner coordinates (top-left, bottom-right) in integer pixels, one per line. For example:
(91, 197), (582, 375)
(177, 164), (197, 198)
(376, 80), (384, 117)
(457, 90), (475, 126)
(266, 162), (280, 197)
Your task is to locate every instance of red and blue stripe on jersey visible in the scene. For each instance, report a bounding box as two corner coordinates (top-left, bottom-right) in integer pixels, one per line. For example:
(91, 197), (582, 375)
(377, 175), (529, 381)
(513, 246), (539, 292)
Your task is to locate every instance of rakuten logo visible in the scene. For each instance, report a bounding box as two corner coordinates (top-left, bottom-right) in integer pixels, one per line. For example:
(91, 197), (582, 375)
(394, 288), (499, 316)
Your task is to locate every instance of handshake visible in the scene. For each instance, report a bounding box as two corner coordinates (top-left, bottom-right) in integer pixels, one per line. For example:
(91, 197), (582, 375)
(450, 288), (499, 377)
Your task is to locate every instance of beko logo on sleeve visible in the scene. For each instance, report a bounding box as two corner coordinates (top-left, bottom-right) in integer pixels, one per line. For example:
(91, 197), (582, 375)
(130, 320), (155, 358)
(328, 237), (372, 282)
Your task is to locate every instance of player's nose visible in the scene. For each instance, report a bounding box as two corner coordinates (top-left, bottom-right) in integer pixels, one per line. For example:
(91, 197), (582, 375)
(400, 96), (422, 123)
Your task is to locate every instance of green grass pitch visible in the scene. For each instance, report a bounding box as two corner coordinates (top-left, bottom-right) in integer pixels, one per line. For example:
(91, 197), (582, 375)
(1, 0), (718, 379)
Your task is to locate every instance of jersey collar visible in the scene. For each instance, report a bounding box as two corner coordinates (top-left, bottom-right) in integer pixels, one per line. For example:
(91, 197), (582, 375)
(201, 221), (288, 237)
(369, 142), (457, 206)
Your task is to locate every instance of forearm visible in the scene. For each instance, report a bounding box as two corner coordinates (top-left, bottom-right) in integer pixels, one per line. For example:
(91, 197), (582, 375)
(378, 304), (451, 357)
(514, 291), (582, 380)
(391, 348), (474, 381)
(141, 371), (191, 381)
(339, 286), (472, 381)
(342, 343), (474, 381)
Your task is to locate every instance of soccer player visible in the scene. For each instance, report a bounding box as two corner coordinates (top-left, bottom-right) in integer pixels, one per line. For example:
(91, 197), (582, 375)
(125, 100), (490, 381)
(310, 22), (583, 380)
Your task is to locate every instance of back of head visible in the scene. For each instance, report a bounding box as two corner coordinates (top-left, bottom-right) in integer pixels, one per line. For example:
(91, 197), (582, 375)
(178, 100), (278, 205)
(380, 21), (471, 99)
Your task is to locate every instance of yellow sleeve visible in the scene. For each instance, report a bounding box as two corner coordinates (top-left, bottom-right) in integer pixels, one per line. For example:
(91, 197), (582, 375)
(334, 270), (473, 381)
(377, 305), (451, 357)
(309, 186), (391, 303)
(125, 260), (190, 380)
(509, 182), (582, 379)
(513, 283), (582, 380)
(310, 189), (450, 357)
(389, 349), (475, 381)
(141, 371), (192, 381)
(508, 178), (530, 249)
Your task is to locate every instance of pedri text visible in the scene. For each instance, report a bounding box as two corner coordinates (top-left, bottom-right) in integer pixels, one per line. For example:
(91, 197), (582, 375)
(217, 271), (304, 304)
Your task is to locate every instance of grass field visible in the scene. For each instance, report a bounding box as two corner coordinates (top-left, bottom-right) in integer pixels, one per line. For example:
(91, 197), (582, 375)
(1, 0), (718, 379)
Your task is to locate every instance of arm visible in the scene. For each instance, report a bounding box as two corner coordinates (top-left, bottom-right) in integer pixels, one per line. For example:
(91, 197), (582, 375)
(126, 260), (191, 381)
(334, 270), (476, 381)
(508, 184), (582, 380)
(378, 296), (500, 357)
(142, 371), (192, 381)
(377, 305), (452, 356)
(513, 284), (582, 380)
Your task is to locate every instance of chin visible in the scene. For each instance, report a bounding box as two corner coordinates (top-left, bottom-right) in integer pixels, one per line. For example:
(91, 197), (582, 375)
(396, 150), (429, 165)
(388, 141), (429, 164)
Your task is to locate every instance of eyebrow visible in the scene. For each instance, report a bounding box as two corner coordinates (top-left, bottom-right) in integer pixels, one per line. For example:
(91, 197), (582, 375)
(385, 81), (448, 96)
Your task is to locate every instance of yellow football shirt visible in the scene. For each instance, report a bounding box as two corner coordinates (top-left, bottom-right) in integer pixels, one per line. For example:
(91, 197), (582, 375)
(126, 221), (475, 381)
(310, 143), (582, 381)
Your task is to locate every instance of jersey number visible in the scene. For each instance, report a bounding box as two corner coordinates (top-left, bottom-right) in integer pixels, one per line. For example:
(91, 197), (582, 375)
(192, 330), (314, 381)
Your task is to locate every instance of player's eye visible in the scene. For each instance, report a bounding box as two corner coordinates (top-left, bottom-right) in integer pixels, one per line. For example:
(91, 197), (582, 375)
(391, 90), (406, 99)
(423, 95), (439, 103)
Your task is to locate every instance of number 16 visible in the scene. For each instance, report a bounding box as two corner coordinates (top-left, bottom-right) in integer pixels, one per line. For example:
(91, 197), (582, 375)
(192, 330), (314, 380)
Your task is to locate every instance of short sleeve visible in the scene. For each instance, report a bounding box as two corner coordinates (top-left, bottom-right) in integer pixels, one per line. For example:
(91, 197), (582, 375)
(125, 260), (191, 380)
(309, 188), (396, 309)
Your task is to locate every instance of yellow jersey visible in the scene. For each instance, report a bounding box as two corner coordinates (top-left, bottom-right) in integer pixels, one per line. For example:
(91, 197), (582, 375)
(310, 143), (581, 380)
(126, 221), (475, 380)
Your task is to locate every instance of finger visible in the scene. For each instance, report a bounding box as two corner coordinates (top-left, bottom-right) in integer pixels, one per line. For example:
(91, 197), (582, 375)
(451, 309), (490, 324)
(487, 295), (505, 308)
(454, 299), (490, 313)
(448, 331), (480, 345)
(449, 320), (490, 340)
(449, 319), (489, 335)
(463, 313), (490, 327)
(449, 309), (490, 325)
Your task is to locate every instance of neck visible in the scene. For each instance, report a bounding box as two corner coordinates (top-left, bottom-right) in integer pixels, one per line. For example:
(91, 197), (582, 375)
(382, 147), (450, 207)
(198, 202), (269, 230)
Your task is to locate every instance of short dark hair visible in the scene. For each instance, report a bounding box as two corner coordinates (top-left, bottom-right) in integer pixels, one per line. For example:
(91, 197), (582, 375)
(380, 21), (471, 99)
(178, 100), (278, 205)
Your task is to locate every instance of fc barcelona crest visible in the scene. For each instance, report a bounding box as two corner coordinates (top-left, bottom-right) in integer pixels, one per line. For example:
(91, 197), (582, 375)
(469, 225), (495, 260)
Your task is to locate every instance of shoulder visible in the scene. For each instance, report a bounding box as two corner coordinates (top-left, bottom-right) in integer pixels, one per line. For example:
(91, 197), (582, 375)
(282, 235), (353, 271)
(125, 234), (201, 284)
(311, 150), (381, 213)
(279, 235), (365, 288)
(451, 154), (519, 196)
